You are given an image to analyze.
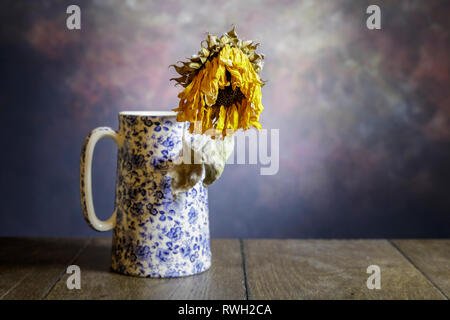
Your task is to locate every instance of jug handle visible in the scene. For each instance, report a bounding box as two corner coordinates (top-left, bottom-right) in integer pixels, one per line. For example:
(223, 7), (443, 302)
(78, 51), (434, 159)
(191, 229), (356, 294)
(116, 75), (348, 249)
(80, 127), (118, 231)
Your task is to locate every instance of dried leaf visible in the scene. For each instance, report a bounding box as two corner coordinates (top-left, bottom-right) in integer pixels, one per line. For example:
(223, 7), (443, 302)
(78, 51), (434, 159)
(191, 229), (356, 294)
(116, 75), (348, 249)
(170, 26), (265, 88)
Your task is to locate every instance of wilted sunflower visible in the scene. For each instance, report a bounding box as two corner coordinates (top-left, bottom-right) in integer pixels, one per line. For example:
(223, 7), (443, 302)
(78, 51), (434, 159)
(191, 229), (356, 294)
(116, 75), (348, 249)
(170, 27), (265, 138)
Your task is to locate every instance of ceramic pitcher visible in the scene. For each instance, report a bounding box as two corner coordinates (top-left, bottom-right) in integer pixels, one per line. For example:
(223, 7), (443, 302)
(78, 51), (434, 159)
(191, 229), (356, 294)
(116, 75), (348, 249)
(80, 111), (211, 278)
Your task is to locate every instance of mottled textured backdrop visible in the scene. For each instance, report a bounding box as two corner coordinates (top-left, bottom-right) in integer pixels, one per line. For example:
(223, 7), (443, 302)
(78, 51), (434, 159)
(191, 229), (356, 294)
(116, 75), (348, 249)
(1, 0), (449, 237)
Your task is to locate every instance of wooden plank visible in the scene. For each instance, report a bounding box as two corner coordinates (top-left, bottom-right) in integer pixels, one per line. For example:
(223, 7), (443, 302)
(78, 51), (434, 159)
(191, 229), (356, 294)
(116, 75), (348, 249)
(391, 239), (450, 298)
(0, 237), (89, 300)
(243, 239), (446, 300)
(46, 238), (245, 300)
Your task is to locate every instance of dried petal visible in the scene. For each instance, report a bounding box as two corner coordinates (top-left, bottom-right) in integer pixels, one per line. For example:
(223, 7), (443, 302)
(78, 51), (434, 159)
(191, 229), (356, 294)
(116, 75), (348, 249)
(189, 62), (202, 69)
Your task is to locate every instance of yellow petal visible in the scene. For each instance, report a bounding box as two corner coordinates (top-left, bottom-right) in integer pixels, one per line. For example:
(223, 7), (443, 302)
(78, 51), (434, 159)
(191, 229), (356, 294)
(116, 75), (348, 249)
(216, 105), (226, 131)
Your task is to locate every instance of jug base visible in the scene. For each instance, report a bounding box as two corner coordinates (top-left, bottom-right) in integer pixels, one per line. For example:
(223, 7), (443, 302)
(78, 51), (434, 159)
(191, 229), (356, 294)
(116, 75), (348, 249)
(110, 256), (212, 278)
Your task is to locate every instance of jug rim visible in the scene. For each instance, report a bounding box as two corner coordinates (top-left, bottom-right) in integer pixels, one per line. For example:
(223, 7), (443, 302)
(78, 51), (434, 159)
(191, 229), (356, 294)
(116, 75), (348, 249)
(119, 111), (177, 117)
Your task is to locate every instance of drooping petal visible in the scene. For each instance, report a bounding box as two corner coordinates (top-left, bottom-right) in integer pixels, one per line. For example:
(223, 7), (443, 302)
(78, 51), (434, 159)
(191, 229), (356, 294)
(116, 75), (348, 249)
(216, 105), (226, 131)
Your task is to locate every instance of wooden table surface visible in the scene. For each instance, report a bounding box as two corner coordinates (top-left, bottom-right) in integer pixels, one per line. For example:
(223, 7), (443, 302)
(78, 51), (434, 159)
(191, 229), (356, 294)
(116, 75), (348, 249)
(0, 238), (448, 300)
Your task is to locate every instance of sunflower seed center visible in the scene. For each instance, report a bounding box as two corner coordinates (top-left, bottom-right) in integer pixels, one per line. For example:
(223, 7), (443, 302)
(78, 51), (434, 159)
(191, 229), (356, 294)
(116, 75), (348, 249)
(212, 71), (245, 108)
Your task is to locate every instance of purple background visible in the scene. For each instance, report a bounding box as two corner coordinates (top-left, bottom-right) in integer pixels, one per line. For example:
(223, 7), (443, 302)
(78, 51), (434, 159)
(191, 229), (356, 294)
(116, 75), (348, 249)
(1, 0), (449, 238)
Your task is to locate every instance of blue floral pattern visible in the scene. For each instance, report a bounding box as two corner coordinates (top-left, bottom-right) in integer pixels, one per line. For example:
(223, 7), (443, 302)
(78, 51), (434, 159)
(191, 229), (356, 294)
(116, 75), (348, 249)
(82, 113), (211, 278)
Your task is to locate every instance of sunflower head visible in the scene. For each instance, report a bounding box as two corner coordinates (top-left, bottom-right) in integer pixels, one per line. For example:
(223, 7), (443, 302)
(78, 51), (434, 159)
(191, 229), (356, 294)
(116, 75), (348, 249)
(170, 27), (265, 138)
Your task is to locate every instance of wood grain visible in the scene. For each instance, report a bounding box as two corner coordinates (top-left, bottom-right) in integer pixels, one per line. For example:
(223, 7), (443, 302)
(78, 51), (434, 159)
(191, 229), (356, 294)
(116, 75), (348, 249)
(391, 239), (450, 298)
(243, 239), (446, 300)
(45, 238), (245, 300)
(0, 237), (89, 300)
(1, 238), (448, 300)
